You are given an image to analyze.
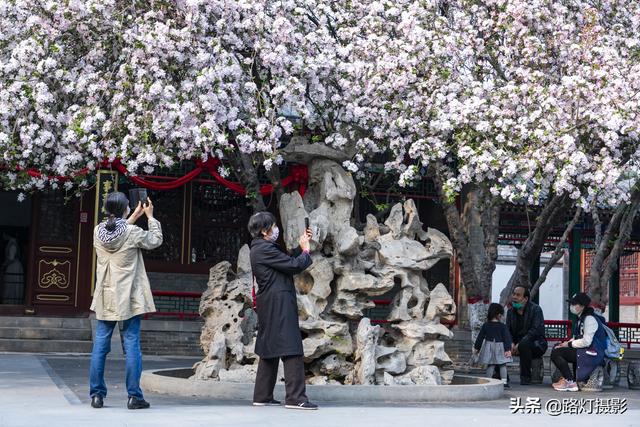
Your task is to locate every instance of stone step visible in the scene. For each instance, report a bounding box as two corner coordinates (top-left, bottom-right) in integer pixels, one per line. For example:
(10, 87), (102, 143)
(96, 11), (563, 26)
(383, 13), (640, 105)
(0, 338), (93, 353)
(0, 316), (90, 329)
(0, 327), (92, 341)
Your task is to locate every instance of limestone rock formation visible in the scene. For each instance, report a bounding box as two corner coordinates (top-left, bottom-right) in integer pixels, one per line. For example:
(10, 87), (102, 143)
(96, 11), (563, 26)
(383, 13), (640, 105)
(193, 158), (456, 385)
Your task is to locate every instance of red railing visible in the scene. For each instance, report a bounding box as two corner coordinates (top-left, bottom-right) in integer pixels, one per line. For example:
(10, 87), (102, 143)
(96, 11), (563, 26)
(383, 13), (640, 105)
(544, 320), (572, 342)
(607, 322), (640, 349)
(143, 292), (640, 348)
(542, 320), (640, 349)
(145, 290), (202, 320)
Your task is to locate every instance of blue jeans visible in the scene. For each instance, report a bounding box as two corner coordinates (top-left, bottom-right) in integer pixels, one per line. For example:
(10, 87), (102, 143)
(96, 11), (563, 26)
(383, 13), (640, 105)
(89, 315), (144, 399)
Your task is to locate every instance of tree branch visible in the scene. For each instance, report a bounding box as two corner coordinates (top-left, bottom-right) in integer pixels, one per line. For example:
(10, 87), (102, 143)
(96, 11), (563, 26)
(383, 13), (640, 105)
(531, 206), (582, 298)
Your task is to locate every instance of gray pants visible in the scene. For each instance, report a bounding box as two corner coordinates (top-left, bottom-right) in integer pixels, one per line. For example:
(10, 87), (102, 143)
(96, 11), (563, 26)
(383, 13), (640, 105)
(486, 364), (508, 383)
(253, 355), (308, 405)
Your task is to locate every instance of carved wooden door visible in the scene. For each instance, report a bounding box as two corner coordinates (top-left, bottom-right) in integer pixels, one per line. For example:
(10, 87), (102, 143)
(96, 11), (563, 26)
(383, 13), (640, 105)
(27, 191), (86, 315)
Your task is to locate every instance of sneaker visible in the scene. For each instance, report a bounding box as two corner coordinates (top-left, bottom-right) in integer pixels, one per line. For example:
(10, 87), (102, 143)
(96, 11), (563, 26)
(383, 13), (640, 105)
(502, 380), (510, 389)
(566, 381), (579, 391)
(552, 377), (565, 388)
(553, 378), (579, 392)
(253, 399), (282, 406)
(90, 395), (103, 409)
(127, 397), (150, 409)
(285, 401), (318, 410)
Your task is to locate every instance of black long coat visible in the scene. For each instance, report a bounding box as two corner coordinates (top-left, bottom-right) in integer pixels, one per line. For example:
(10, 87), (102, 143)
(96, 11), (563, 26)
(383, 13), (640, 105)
(250, 238), (312, 359)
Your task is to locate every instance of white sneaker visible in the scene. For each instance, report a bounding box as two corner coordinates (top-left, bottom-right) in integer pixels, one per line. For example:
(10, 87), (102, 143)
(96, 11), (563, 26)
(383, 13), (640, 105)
(285, 402), (318, 410)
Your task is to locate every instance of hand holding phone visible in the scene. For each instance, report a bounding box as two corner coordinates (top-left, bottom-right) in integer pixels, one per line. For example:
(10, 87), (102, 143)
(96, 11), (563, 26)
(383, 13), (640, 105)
(129, 188), (148, 210)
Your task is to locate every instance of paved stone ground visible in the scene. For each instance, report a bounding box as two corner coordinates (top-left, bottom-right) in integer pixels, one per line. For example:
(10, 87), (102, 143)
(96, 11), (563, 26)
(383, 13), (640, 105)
(0, 353), (638, 427)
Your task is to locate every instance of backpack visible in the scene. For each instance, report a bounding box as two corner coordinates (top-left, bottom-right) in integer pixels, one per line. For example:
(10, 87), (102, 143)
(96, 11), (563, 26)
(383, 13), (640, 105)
(595, 317), (624, 360)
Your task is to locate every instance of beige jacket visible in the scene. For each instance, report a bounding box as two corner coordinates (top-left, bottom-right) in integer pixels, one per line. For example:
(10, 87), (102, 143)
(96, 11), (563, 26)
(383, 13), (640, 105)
(91, 217), (163, 321)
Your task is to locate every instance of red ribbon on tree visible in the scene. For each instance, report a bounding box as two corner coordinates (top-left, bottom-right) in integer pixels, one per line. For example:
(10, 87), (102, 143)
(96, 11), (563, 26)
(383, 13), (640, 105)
(110, 159), (204, 190)
(195, 158), (308, 197)
(467, 296), (490, 304)
(19, 158), (309, 196)
(20, 166), (89, 182)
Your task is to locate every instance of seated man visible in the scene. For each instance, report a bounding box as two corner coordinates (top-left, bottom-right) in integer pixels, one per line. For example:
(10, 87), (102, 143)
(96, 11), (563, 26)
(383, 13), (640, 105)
(506, 286), (548, 385)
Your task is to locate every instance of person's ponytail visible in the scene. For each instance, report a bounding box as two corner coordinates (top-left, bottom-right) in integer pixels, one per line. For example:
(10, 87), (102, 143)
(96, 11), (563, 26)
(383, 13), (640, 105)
(103, 192), (129, 232)
(105, 213), (117, 232)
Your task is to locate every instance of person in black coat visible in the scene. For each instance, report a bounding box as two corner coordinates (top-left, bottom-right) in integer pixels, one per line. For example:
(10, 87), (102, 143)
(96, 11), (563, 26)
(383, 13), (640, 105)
(248, 211), (317, 410)
(506, 286), (548, 385)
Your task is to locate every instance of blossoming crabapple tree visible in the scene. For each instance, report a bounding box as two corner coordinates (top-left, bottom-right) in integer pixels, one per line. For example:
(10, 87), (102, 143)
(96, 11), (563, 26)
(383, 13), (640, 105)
(335, 0), (640, 338)
(481, 0), (640, 307)
(0, 0), (344, 210)
(585, 173), (640, 311)
(2, 0), (639, 326)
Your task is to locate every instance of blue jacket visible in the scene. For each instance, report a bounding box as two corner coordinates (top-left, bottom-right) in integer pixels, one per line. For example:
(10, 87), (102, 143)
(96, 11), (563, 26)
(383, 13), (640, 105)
(573, 308), (607, 382)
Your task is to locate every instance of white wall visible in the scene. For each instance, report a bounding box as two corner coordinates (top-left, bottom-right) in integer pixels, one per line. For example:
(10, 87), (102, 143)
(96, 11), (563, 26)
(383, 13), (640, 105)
(491, 246), (567, 321)
(536, 266), (565, 321)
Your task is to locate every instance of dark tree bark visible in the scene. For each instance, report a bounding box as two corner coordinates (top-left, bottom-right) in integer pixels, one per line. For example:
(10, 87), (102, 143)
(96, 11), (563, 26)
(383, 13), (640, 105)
(499, 194), (572, 306)
(226, 151), (266, 213)
(530, 207), (583, 299)
(265, 164), (285, 206)
(588, 185), (640, 310)
(431, 162), (500, 343)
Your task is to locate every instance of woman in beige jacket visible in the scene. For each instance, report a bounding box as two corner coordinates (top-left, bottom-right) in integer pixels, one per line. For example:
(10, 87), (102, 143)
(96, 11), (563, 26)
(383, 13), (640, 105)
(89, 191), (162, 410)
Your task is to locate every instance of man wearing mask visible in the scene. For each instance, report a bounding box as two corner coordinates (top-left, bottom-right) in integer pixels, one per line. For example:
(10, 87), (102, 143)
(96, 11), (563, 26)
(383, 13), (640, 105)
(506, 286), (548, 385)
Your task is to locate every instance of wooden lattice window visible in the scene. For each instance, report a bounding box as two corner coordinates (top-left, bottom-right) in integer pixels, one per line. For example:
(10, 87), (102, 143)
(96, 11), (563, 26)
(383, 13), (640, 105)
(37, 191), (75, 243)
(188, 181), (251, 272)
(117, 181), (185, 267)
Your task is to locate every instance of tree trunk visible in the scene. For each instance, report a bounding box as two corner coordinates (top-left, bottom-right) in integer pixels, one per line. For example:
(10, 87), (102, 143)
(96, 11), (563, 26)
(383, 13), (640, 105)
(499, 194), (571, 306)
(227, 151), (266, 213)
(265, 165), (285, 206)
(461, 185), (492, 344)
(588, 186), (640, 310)
(432, 164), (500, 345)
(530, 207), (583, 299)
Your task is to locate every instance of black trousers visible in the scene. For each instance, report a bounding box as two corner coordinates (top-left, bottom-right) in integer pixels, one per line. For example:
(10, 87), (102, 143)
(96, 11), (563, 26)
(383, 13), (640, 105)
(253, 355), (308, 405)
(517, 338), (545, 379)
(550, 347), (577, 381)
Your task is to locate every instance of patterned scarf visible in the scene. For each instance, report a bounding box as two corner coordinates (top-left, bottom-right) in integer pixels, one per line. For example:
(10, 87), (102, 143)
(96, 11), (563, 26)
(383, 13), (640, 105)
(97, 218), (128, 243)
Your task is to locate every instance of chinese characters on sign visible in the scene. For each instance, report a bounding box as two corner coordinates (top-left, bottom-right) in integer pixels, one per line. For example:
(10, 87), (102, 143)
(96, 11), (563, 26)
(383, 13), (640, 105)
(510, 397), (627, 416)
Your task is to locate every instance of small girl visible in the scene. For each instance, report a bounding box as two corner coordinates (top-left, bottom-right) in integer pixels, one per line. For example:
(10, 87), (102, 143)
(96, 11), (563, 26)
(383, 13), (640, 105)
(473, 303), (513, 387)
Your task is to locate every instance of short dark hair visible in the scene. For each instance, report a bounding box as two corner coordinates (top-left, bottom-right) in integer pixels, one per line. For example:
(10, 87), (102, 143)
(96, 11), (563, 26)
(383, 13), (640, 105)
(248, 211), (276, 239)
(514, 286), (531, 299)
(104, 192), (129, 232)
(487, 303), (504, 321)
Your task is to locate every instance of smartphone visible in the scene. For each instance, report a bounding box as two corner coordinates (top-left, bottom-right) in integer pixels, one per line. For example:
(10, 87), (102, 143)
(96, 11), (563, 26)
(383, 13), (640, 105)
(305, 217), (310, 230)
(129, 188), (148, 210)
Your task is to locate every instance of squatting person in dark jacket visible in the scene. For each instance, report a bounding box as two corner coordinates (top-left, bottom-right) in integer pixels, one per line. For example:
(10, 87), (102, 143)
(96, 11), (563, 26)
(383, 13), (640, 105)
(506, 286), (548, 385)
(248, 211), (317, 410)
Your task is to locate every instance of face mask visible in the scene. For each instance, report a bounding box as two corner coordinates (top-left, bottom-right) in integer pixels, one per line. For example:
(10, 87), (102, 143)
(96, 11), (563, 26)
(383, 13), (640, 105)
(124, 206), (130, 218)
(512, 302), (523, 310)
(570, 305), (581, 315)
(267, 226), (279, 242)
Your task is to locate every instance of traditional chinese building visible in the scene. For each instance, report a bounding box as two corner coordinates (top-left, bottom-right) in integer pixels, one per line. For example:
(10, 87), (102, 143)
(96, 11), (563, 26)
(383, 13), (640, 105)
(0, 162), (639, 355)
